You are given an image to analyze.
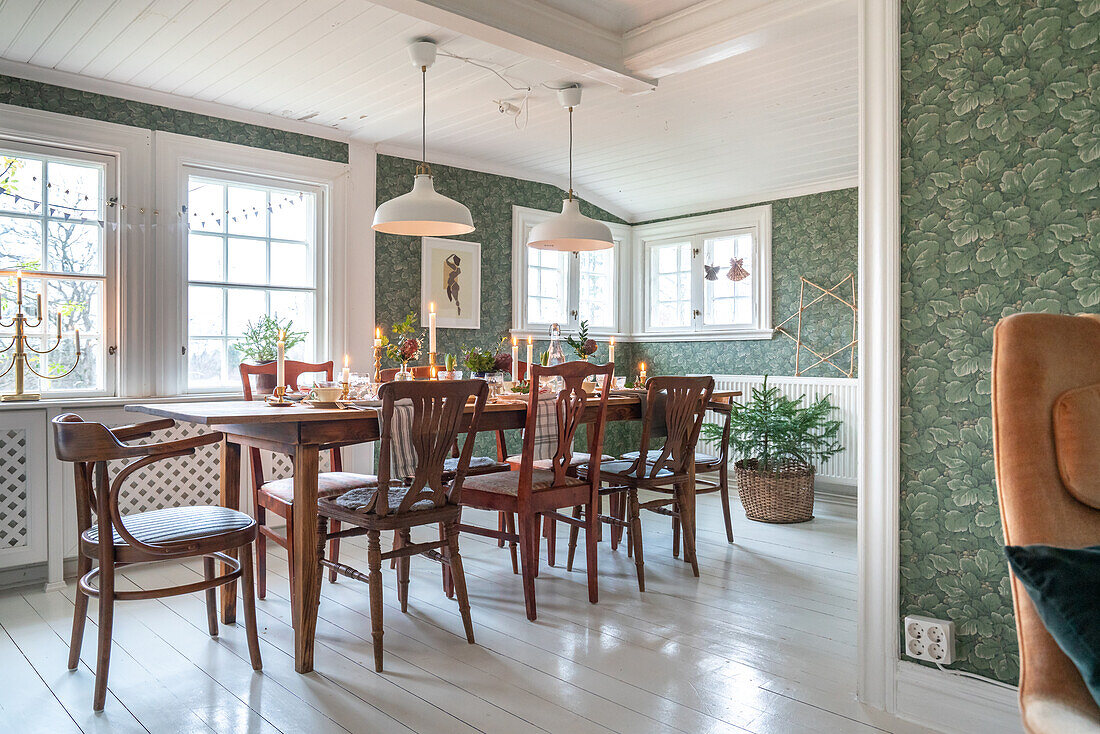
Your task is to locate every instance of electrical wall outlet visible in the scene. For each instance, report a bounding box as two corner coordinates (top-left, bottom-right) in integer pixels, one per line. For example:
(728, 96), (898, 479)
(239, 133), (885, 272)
(903, 615), (955, 664)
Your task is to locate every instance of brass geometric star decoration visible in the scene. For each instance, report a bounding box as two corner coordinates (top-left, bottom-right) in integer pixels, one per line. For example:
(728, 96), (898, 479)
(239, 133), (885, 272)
(773, 273), (857, 377)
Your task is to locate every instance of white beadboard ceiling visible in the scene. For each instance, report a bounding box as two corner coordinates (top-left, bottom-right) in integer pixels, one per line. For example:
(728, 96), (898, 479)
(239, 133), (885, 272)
(0, 0), (857, 222)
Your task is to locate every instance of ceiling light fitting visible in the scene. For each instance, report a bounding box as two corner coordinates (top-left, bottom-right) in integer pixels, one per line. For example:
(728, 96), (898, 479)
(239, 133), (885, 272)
(372, 39), (475, 237)
(527, 85), (613, 251)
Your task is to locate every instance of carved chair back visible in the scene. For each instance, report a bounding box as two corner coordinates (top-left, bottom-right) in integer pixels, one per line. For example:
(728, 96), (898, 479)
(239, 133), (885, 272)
(632, 376), (715, 478)
(374, 379), (489, 515)
(519, 360), (615, 494)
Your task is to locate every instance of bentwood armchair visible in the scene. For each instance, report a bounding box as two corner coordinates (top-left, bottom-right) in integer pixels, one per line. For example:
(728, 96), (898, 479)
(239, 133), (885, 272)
(52, 414), (262, 711)
(993, 313), (1100, 732)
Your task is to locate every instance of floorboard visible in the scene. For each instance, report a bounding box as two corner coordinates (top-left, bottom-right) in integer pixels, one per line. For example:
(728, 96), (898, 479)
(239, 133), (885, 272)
(0, 494), (933, 734)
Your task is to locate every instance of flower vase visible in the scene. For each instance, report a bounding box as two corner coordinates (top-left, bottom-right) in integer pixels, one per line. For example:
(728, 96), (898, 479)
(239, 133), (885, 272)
(395, 363), (414, 381)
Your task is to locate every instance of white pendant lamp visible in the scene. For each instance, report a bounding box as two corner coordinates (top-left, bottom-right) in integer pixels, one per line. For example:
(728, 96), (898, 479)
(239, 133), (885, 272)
(528, 85), (612, 251)
(372, 40), (474, 237)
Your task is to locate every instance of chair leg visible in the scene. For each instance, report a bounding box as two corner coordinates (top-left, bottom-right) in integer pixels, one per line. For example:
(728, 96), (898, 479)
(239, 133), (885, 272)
(497, 512), (506, 547)
(566, 505), (582, 571)
(93, 550), (115, 711)
(629, 489), (646, 592)
(328, 519), (341, 583)
(285, 515), (296, 611)
(439, 523), (455, 599)
(505, 513), (519, 574)
(719, 476), (735, 544)
(444, 521), (475, 644)
(518, 514), (539, 621)
(256, 507), (268, 599)
(609, 493), (622, 550)
(397, 529), (412, 613)
(239, 543), (263, 670)
(585, 500), (599, 604)
(390, 529), (400, 569)
(544, 515), (557, 567)
(203, 556), (219, 636)
(68, 554), (92, 670)
(672, 506), (681, 559)
(677, 484), (700, 577)
(366, 530), (385, 672)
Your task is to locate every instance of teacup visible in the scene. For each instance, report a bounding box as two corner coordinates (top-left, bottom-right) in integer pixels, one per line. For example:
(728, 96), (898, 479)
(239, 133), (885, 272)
(309, 385), (344, 403)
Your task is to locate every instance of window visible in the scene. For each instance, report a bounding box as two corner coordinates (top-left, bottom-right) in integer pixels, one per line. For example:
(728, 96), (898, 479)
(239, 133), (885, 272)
(184, 170), (321, 390)
(0, 144), (114, 395)
(511, 205), (628, 335)
(636, 205), (772, 340)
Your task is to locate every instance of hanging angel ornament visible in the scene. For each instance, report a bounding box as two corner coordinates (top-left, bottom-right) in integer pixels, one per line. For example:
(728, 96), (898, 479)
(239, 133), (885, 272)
(703, 264), (720, 281)
(727, 257), (749, 282)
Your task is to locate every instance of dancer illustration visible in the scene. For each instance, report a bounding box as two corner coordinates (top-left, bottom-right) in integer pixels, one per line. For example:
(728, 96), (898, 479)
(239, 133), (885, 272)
(444, 253), (462, 316)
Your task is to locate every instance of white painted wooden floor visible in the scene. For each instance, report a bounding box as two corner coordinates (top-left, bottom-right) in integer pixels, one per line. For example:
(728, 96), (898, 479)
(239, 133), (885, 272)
(0, 493), (933, 734)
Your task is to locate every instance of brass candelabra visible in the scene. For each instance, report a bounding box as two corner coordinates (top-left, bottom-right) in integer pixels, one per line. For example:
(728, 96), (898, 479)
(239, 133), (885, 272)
(1, 274), (82, 401)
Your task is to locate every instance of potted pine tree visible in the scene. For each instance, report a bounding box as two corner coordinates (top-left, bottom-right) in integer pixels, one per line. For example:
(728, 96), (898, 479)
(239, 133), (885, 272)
(704, 376), (842, 523)
(233, 314), (307, 393)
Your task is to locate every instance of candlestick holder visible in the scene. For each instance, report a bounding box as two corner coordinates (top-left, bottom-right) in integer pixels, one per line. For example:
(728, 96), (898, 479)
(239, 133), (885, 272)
(265, 385), (292, 407)
(373, 344), (382, 384)
(1, 300), (81, 402)
(428, 351), (437, 380)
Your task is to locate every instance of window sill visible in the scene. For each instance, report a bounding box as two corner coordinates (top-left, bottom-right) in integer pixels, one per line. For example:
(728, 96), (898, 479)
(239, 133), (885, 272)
(0, 393), (243, 411)
(629, 329), (775, 342)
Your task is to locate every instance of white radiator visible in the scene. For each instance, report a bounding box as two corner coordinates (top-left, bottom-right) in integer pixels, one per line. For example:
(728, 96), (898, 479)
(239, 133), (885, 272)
(699, 374), (859, 488)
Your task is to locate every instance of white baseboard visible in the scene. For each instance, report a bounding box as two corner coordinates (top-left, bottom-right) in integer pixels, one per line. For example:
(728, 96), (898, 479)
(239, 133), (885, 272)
(894, 660), (1022, 734)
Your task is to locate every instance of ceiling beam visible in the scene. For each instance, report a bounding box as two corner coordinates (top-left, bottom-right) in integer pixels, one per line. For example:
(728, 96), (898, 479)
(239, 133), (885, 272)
(366, 0), (657, 94)
(623, 0), (848, 78)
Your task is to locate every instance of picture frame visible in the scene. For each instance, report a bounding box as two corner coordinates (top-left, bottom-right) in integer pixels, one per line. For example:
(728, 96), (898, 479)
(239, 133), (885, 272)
(421, 237), (481, 330)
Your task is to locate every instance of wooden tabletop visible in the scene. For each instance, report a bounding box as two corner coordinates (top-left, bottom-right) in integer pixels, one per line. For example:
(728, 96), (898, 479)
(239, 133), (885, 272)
(126, 390), (740, 426)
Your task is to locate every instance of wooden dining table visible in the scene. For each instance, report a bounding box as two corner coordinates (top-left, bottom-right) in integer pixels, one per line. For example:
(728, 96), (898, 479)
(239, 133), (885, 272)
(127, 390), (738, 673)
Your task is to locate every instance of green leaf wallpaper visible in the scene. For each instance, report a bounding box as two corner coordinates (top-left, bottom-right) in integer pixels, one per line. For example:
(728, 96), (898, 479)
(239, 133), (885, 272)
(632, 188), (858, 379)
(0, 74), (348, 162)
(900, 0), (1099, 683)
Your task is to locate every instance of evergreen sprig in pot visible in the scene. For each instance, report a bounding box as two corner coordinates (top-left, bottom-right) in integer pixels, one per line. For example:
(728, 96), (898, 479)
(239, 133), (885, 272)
(704, 376), (842, 523)
(232, 315), (307, 393)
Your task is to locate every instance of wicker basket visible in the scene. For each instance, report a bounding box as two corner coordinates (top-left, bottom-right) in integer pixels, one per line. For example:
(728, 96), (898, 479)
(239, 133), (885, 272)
(734, 459), (815, 523)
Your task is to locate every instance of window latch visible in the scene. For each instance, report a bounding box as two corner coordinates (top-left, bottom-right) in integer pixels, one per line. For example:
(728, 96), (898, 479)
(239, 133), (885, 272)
(570, 309), (578, 319)
(181, 346), (187, 355)
(108, 345), (117, 355)
(693, 309), (701, 318)
(692, 248), (699, 257)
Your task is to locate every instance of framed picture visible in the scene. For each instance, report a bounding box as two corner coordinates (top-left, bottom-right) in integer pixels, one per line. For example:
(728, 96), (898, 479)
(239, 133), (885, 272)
(421, 237), (481, 329)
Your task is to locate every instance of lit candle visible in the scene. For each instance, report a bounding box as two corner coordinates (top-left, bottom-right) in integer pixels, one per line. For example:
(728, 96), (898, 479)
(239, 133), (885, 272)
(374, 326), (382, 349)
(526, 336), (533, 379)
(511, 337), (519, 382)
(15, 270), (22, 310)
(608, 337), (615, 369)
(276, 329), (286, 391)
(639, 361), (647, 385)
(341, 354), (350, 384)
(75, 329), (80, 353)
(428, 301), (437, 354)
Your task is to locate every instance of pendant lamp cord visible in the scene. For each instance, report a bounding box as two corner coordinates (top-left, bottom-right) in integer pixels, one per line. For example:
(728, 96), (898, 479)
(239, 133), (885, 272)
(568, 105), (574, 200)
(421, 66), (427, 165)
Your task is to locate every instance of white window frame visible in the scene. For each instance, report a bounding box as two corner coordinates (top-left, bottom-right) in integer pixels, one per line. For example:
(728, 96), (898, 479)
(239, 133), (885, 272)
(510, 204), (632, 338)
(632, 205), (773, 341)
(155, 132), (348, 396)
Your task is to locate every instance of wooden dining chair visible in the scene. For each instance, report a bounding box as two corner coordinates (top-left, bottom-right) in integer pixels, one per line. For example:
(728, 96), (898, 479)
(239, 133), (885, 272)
(618, 395), (735, 554)
(459, 360), (615, 620)
(578, 376), (715, 591)
(52, 414), (262, 711)
(316, 379), (489, 671)
(240, 360), (378, 600)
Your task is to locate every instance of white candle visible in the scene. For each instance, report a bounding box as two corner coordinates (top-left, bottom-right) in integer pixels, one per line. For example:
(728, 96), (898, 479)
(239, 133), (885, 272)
(526, 337), (533, 381)
(638, 361), (647, 385)
(608, 338), (615, 369)
(276, 329), (286, 391)
(511, 337), (519, 382)
(374, 326), (382, 349)
(341, 354), (350, 383)
(428, 301), (437, 353)
(36, 294), (42, 319)
(75, 329), (80, 353)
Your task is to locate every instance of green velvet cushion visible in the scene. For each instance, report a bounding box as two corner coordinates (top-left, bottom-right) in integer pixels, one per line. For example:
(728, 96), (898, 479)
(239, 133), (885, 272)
(1004, 544), (1100, 707)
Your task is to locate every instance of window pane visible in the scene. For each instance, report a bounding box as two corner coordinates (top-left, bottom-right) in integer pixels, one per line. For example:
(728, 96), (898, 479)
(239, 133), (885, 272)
(0, 216), (42, 269)
(704, 233), (754, 326)
(188, 179), (224, 233)
(526, 247), (568, 325)
(270, 240), (312, 287)
(46, 160), (102, 221)
(47, 220), (102, 274)
(270, 190), (313, 242)
(649, 242), (691, 328)
(0, 155), (43, 215)
(227, 185), (266, 237)
(50, 278), (103, 335)
(578, 249), (614, 328)
(188, 285), (225, 336)
(188, 338), (226, 388)
(188, 233), (224, 281)
(227, 237), (267, 284)
(269, 290), (313, 359)
(227, 288), (267, 337)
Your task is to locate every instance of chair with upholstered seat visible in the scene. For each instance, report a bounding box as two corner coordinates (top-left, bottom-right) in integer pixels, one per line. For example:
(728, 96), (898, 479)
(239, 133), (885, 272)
(52, 414), (262, 711)
(993, 313), (1100, 732)
(459, 360), (615, 620)
(316, 379), (488, 671)
(578, 376), (714, 591)
(240, 359), (378, 600)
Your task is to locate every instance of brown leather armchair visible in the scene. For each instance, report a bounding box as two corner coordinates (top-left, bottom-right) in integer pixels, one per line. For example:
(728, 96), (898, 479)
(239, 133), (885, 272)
(992, 312), (1100, 732)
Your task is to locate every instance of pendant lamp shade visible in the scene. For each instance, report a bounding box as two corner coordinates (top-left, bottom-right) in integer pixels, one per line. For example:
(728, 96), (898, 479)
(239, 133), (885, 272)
(372, 172), (474, 236)
(372, 40), (474, 237)
(526, 85), (612, 251)
(527, 199), (613, 250)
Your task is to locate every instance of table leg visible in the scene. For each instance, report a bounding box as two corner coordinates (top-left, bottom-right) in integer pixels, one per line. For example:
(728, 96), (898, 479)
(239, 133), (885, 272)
(291, 444), (322, 673)
(218, 440), (241, 624)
